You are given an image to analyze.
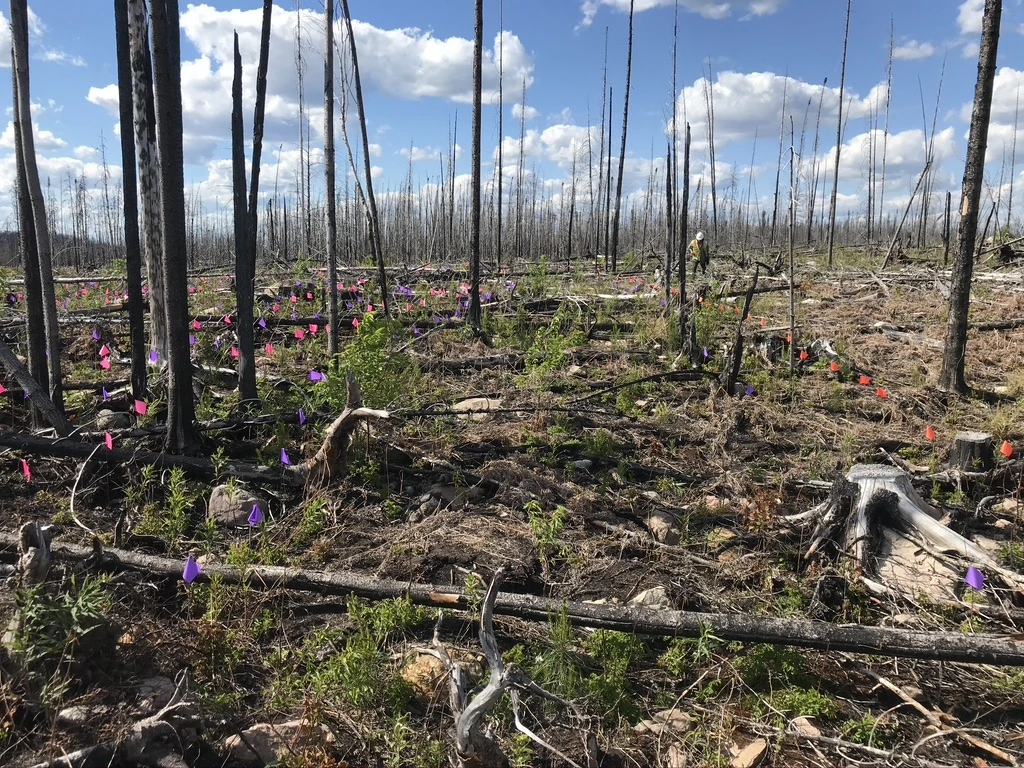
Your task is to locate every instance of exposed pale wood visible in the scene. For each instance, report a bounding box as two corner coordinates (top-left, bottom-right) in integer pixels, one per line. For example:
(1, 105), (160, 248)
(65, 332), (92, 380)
(949, 430), (995, 472)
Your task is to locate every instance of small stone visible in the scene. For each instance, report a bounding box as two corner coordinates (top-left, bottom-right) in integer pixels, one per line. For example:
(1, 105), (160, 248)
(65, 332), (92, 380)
(224, 720), (335, 767)
(731, 738), (768, 768)
(647, 510), (679, 545)
(707, 527), (737, 547)
(402, 653), (447, 703)
(207, 484), (269, 527)
(629, 586), (672, 610)
(665, 744), (688, 768)
(791, 716), (820, 738)
(633, 719), (668, 736)
(653, 708), (692, 732)
(57, 705), (108, 727)
(135, 676), (176, 716)
(571, 459), (593, 471)
(95, 409), (132, 430)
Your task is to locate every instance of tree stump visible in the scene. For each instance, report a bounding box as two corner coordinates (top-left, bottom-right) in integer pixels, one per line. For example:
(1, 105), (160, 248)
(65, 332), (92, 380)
(949, 431), (995, 472)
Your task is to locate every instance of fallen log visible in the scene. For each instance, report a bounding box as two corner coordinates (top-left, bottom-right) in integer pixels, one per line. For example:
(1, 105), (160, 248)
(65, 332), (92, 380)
(0, 429), (304, 486)
(0, 339), (76, 437)
(5, 536), (1024, 666)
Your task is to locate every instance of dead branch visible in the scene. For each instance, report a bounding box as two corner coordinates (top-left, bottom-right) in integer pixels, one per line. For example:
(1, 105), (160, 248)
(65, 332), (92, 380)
(7, 536), (1024, 665)
(0, 338), (75, 437)
(25, 670), (198, 768)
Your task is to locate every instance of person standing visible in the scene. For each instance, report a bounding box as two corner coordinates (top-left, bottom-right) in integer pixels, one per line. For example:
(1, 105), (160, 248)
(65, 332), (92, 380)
(689, 231), (709, 276)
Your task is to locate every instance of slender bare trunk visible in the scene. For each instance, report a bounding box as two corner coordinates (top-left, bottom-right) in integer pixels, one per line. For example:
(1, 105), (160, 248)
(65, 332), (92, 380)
(496, 0), (504, 271)
(11, 0), (62, 412)
(325, 0), (339, 355)
(469, 0), (483, 333)
(827, 0), (852, 267)
(807, 78), (827, 244)
(248, 0), (273, 273)
(939, 0), (1001, 394)
(771, 72), (789, 246)
(231, 32), (257, 403)
(610, 0), (635, 273)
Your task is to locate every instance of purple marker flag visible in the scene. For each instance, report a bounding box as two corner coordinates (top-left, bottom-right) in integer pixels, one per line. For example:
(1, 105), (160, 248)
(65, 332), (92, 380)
(309, 370), (325, 382)
(102, 387), (110, 401)
(182, 556), (202, 584)
(92, 329), (100, 341)
(298, 408), (307, 426)
(965, 566), (985, 591)
(280, 448), (292, 466)
(248, 504), (264, 526)
(258, 317), (267, 329)
(149, 349), (160, 363)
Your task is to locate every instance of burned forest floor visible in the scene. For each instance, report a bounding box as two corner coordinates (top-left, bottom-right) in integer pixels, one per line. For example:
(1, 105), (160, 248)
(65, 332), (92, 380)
(2, 247), (1024, 768)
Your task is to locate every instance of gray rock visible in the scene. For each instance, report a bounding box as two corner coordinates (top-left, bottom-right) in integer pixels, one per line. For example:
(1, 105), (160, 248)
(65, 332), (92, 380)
(57, 704), (109, 727)
(96, 409), (133, 430)
(647, 510), (679, 545)
(207, 484), (268, 527)
(629, 586), (672, 611)
(135, 676), (176, 716)
(224, 719), (335, 767)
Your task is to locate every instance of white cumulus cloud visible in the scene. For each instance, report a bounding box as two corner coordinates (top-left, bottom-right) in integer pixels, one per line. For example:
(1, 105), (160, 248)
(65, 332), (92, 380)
(893, 40), (935, 61)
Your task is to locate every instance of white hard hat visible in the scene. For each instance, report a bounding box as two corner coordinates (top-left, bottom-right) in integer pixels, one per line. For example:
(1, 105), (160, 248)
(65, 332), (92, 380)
(696, 231), (705, 241)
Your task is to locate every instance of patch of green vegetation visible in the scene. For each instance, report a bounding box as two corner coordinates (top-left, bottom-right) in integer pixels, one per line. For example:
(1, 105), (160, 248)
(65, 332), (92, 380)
(658, 622), (722, 677)
(750, 685), (839, 727)
(524, 305), (584, 376)
(842, 713), (898, 748)
(135, 466), (196, 549)
(735, 643), (810, 689)
(526, 500), (569, 573)
(583, 629), (645, 724)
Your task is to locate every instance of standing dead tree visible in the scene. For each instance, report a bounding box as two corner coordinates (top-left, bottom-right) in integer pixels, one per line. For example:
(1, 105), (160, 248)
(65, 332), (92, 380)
(939, 0), (1002, 394)
(113, 0), (147, 401)
(11, 0), (63, 414)
(248, 0), (273, 283)
(231, 32), (258, 404)
(325, 0), (340, 355)
(126, 0), (166, 362)
(609, 0), (635, 273)
(150, 0), (200, 452)
(339, 0), (391, 320)
(468, 0), (484, 334)
(826, 0), (852, 267)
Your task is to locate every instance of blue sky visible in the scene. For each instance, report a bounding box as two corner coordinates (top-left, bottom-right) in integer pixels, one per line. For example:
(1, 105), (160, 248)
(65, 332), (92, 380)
(1, 0), (1023, 233)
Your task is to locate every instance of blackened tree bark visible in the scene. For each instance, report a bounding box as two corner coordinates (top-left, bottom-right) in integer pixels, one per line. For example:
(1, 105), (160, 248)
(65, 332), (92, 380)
(468, 0), (483, 333)
(609, 0), (635, 274)
(339, 0), (391, 320)
(939, 0), (1002, 394)
(325, 0), (339, 356)
(231, 32), (258, 404)
(826, 0), (852, 268)
(126, 0), (166, 362)
(114, 0), (147, 401)
(150, 0), (199, 451)
(11, 0), (63, 413)
(11, 50), (46, 426)
(248, 0), (273, 275)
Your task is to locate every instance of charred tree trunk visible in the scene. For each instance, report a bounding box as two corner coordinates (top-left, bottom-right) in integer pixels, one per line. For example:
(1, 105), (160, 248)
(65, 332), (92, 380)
(609, 0), (635, 274)
(114, 0), (147, 401)
(939, 0), (1001, 394)
(325, 0), (339, 355)
(339, 0), (391, 320)
(11, 0), (63, 413)
(248, 0), (273, 276)
(827, 0), (852, 268)
(150, 0), (200, 452)
(678, 124), (691, 346)
(231, 33), (258, 404)
(11, 50), (46, 426)
(127, 0), (166, 362)
(468, 0), (484, 334)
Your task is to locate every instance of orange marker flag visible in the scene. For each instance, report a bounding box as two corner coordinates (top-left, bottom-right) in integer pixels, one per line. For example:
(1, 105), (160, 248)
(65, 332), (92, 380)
(859, 375), (871, 386)
(799, 350), (809, 361)
(829, 361), (840, 373)
(876, 387), (888, 399)
(1001, 440), (1014, 459)
(925, 425), (936, 442)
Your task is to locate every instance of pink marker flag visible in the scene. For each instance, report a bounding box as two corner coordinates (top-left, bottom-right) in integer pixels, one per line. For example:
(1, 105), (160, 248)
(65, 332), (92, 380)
(21, 459), (31, 482)
(105, 433), (114, 450)
(182, 556), (202, 584)
(265, 343), (275, 356)
(309, 324), (319, 334)
(100, 358), (112, 371)
(135, 399), (148, 416)
(223, 315), (232, 325)
(230, 347), (240, 358)
(352, 317), (361, 329)
(193, 320), (202, 330)
(99, 344), (111, 358)
(0, 384), (7, 396)
(294, 328), (305, 340)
